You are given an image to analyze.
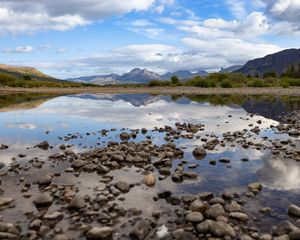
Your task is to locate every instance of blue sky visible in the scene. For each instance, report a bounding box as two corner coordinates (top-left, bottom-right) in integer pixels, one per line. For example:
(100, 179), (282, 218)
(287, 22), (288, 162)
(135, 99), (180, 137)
(0, 0), (299, 79)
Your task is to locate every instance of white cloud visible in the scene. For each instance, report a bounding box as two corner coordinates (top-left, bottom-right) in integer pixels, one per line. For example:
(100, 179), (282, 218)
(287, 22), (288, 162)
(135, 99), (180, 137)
(2, 45), (34, 53)
(0, 0), (157, 34)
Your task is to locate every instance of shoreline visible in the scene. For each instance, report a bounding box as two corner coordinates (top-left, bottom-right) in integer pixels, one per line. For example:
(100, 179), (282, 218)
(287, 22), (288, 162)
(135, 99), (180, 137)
(1, 86), (300, 96)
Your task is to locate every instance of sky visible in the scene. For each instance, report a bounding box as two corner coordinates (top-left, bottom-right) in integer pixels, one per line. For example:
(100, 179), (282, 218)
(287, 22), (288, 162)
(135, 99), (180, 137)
(0, 0), (299, 79)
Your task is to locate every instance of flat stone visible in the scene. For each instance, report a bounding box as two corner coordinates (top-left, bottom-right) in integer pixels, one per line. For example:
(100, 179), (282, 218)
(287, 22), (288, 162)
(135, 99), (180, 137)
(86, 226), (114, 239)
(68, 195), (86, 210)
(0, 197), (14, 208)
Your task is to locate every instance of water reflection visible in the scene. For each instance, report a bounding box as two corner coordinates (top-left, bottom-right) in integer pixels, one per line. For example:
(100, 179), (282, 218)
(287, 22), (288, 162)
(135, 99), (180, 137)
(0, 93), (300, 195)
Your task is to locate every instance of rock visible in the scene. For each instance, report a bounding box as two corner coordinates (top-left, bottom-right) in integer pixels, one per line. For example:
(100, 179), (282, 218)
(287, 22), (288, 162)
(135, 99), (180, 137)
(259, 234), (272, 240)
(33, 193), (53, 207)
(192, 147), (207, 160)
(0, 144), (8, 150)
(115, 181), (130, 193)
(68, 195), (86, 210)
(226, 201), (242, 212)
(120, 132), (130, 141)
(219, 157), (231, 163)
(0, 222), (20, 239)
(273, 221), (299, 236)
(35, 141), (50, 150)
(199, 192), (214, 201)
(185, 212), (204, 223)
(208, 220), (236, 237)
(189, 200), (206, 213)
(288, 204), (300, 217)
(144, 173), (155, 187)
(0, 197), (14, 208)
(289, 130), (300, 137)
(196, 221), (210, 234)
(158, 191), (172, 199)
(30, 219), (42, 230)
(54, 235), (70, 240)
(71, 160), (86, 169)
(248, 182), (262, 192)
(172, 229), (197, 240)
(229, 212), (249, 221)
(38, 174), (52, 186)
(206, 204), (225, 219)
(86, 227), (114, 239)
(289, 229), (300, 240)
(43, 211), (64, 222)
(129, 220), (151, 240)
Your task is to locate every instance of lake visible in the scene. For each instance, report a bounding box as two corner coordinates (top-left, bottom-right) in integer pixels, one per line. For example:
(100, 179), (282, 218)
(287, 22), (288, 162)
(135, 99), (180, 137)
(1, 93), (300, 239)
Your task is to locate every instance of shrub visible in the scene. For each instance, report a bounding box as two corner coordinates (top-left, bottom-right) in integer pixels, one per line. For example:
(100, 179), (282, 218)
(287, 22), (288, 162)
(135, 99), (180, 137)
(248, 79), (265, 87)
(171, 75), (180, 85)
(281, 81), (290, 88)
(194, 78), (211, 88)
(148, 80), (162, 87)
(220, 79), (233, 88)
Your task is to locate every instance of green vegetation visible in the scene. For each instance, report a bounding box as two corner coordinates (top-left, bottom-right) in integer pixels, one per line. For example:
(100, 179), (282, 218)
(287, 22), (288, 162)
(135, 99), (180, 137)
(148, 63), (300, 88)
(0, 73), (96, 88)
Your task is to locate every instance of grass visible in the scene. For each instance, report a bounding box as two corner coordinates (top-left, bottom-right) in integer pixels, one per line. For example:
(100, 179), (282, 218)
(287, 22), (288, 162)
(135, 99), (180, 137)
(0, 73), (96, 88)
(148, 72), (300, 89)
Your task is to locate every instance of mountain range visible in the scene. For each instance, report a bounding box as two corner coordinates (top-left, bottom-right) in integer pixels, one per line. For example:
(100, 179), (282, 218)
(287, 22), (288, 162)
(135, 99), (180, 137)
(1, 48), (300, 84)
(66, 68), (209, 85)
(236, 48), (300, 76)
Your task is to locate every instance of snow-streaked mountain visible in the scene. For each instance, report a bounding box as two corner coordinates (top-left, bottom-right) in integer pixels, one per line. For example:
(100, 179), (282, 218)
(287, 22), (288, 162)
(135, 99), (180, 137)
(66, 68), (208, 85)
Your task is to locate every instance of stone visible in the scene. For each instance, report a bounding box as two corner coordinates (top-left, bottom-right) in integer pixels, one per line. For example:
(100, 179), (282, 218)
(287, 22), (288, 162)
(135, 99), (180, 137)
(196, 221), (210, 234)
(185, 212), (204, 223)
(120, 132), (130, 141)
(289, 229), (300, 240)
(226, 201), (242, 212)
(192, 147), (207, 160)
(172, 229), (197, 240)
(71, 160), (86, 169)
(0, 144), (8, 150)
(206, 204), (225, 219)
(0, 197), (14, 208)
(43, 211), (64, 222)
(144, 173), (155, 187)
(0, 222), (20, 239)
(189, 200), (206, 213)
(219, 157), (231, 163)
(38, 174), (52, 186)
(273, 221), (299, 236)
(259, 234), (272, 240)
(248, 182), (262, 192)
(129, 220), (151, 240)
(229, 212), (249, 221)
(35, 141), (50, 150)
(68, 195), (86, 210)
(208, 220), (236, 237)
(115, 181), (130, 193)
(86, 227), (114, 239)
(33, 193), (53, 207)
(288, 204), (300, 217)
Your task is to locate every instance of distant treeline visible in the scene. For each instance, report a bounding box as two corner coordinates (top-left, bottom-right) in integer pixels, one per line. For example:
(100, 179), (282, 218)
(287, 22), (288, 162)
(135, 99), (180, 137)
(149, 63), (300, 88)
(0, 73), (96, 88)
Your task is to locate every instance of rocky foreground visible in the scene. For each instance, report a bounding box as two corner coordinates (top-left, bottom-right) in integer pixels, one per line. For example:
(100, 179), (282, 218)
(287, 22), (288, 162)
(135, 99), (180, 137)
(0, 115), (300, 239)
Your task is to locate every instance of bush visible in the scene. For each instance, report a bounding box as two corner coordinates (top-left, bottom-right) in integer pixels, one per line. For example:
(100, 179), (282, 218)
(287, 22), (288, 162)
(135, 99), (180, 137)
(281, 81), (290, 88)
(220, 79), (233, 88)
(148, 80), (162, 87)
(171, 75), (180, 85)
(194, 78), (211, 88)
(248, 79), (265, 87)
